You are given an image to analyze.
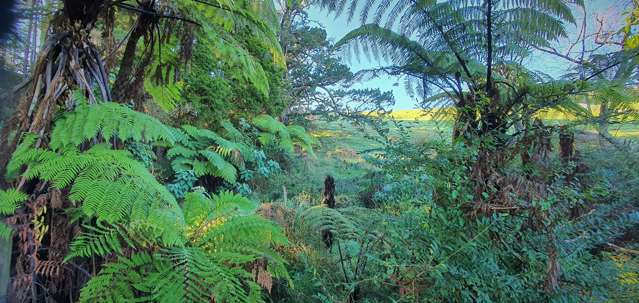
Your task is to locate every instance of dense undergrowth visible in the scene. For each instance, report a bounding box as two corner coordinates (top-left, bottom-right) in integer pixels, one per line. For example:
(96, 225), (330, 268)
(255, 121), (639, 302)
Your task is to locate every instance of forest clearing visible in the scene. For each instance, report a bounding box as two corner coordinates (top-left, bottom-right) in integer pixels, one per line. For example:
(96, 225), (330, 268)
(1, 0), (639, 302)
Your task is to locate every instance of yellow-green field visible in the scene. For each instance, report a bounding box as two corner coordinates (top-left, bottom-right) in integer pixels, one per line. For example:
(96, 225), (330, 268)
(386, 108), (585, 121)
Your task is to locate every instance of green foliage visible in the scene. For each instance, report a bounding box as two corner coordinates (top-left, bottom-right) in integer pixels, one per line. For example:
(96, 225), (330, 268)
(316, 0), (587, 141)
(6, 99), (292, 302)
(177, 0), (288, 125)
(144, 80), (184, 112)
(0, 188), (28, 239)
(270, 124), (639, 302)
(79, 190), (290, 303)
(165, 115), (313, 198)
(49, 102), (175, 150)
(168, 125), (250, 185)
(252, 114), (315, 156)
(8, 136), (185, 247)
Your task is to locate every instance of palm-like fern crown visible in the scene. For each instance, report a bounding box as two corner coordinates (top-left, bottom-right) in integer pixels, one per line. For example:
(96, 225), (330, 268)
(319, 0), (580, 105)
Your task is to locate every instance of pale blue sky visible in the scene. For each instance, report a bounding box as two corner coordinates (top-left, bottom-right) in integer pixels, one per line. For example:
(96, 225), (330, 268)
(307, 1), (630, 109)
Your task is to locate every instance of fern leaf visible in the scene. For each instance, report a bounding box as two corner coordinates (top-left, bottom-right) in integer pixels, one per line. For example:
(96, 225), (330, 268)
(0, 188), (28, 215)
(50, 103), (175, 150)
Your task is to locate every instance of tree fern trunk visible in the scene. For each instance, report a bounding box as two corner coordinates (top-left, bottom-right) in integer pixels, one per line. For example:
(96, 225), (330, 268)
(112, 0), (155, 109)
(322, 175), (336, 249)
(0, 1), (110, 300)
(0, 0), (110, 175)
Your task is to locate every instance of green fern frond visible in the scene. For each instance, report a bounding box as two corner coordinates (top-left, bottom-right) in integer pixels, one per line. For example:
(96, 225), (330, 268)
(78, 252), (156, 303)
(253, 114), (313, 154)
(257, 132), (277, 147)
(5, 133), (53, 180)
(252, 114), (285, 134)
(49, 102), (175, 150)
(0, 188), (25, 239)
(221, 120), (245, 141)
(287, 125), (316, 156)
(0, 188), (28, 215)
(154, 247), (251, 303)
(73, 188), (290, 302)
(12, 141), (185, 247)
(167, 145), (199, 159)
(0, 223), (12, 240)
(145, 80), (183, 112)
(294, 205), (363, 245)
(199, 150), (238, 183)
(66, 223), (129, 260)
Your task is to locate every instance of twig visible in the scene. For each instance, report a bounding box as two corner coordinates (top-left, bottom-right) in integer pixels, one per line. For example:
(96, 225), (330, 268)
(607, 243), (639, 255)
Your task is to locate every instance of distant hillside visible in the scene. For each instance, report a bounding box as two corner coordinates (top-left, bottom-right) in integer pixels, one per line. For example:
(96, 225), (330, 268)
(385, 108), (586, 121)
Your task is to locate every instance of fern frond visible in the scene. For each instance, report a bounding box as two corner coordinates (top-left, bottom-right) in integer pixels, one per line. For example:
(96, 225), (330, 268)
(295, 205), (363, 245)
(145, 80), (183, 112)
(13, 142), (185, 247)
(79, 252), (156, 303)
(287, 125), (316, 156)
(199, 150), (238, 183)
(253, 114), (315, 154)
(49, 102), (175, 150)
(0, 188), (28, 215)
(0, 188), (25, 237)
(5, 133), (54, 180)
(221, 120), (245, 141)
(0, 223), (12, 240)
(66, 223), (131, 260)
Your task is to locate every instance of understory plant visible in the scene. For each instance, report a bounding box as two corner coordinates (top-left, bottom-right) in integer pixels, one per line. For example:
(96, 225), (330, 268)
(0, 100), (317, 302)
(268, 127), (639, 303)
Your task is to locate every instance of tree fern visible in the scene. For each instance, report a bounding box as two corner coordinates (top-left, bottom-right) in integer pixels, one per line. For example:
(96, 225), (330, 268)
(49, 102), (175, 150)
(183, 190), (289, 282)
(6, 93), (291, 302)
(318, 0), (581, 138)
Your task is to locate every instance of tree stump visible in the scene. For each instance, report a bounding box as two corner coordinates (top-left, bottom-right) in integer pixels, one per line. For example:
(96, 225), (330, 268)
(321, 175), (335, 249)
(559, 126), (575, 162)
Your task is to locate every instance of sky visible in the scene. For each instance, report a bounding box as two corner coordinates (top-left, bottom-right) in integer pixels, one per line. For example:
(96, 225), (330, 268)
(306, 1), (631, 109)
